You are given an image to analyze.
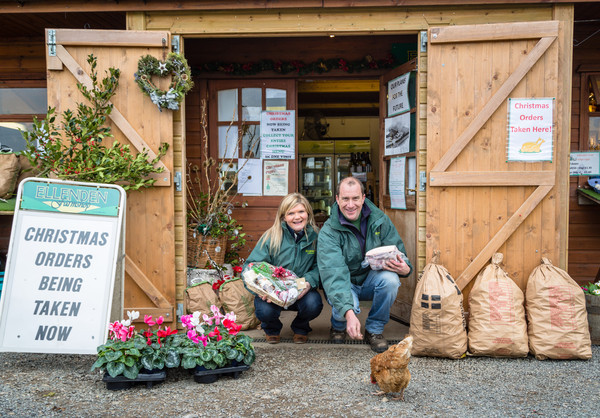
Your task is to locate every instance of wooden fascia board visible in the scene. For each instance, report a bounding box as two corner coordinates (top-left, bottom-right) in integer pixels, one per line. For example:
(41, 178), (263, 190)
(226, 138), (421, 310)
(0, 1), (583, 13)
(50, 42), (171, 185)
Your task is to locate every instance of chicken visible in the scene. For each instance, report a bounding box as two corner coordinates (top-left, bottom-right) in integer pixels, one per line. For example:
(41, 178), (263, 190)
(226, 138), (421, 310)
(369, 335), (413, 401)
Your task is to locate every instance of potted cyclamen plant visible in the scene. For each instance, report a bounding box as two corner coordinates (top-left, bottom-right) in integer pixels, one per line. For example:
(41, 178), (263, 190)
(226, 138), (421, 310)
(91, 311), (145, 380)
(178, 305), (255, 383)
(91, 311), (180, 390)
(138, 314), (180, 372)
(582, 280), (600, 344)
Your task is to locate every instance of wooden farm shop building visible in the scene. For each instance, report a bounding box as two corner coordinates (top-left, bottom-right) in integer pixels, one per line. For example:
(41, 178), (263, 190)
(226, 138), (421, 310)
(0, 1), (599, 326)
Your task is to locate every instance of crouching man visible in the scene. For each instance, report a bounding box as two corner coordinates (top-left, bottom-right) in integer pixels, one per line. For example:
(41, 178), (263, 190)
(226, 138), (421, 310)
(317, 177), (412, 353)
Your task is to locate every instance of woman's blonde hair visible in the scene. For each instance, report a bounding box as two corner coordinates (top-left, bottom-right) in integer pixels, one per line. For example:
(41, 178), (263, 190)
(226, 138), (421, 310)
(258, 192), (318, 255)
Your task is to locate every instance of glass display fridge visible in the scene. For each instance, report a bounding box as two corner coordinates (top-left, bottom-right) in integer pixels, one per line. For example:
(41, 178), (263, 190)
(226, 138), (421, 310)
(298, 139), (371, 225)
(299, 154), (335, 219)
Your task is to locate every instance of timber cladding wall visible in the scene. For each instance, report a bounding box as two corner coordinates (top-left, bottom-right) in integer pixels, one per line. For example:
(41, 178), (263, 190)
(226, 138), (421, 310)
(569, 45), (600, 284)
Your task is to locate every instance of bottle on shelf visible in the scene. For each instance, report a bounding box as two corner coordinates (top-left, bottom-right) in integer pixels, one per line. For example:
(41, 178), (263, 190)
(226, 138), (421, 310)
(354, 152), (362, 173)
(360, 152), (367, 172)
(366, 185), (374, 202)
(349, 153), (355, 173)
(365, 152), (372, 173)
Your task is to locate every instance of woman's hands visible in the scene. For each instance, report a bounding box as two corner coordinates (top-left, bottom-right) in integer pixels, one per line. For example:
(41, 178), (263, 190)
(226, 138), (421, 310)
(296, 280), (311, 300)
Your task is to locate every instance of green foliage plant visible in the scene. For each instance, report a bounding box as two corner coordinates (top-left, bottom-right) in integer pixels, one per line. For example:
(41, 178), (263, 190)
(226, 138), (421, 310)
(21, 54), (168, 191)
(582, 280), (600, 296)
(178, 306), (255, 370)
(91, 311), (146, 379)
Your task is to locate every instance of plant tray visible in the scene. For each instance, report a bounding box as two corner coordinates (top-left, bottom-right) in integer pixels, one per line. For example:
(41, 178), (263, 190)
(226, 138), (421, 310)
(102, 370), (167, 391)
(193, 364), (250, 384)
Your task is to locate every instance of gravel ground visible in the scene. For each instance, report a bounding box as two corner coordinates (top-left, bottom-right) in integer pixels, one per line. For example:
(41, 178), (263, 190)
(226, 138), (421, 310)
(0, 344), (598, 417)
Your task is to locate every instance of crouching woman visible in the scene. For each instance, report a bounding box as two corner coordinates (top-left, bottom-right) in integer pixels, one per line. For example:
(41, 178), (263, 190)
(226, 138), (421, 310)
(244, 193), (323, 344)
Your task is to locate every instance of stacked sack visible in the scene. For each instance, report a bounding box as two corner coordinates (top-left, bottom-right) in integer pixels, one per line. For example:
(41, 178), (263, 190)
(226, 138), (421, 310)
(526, 258), (592, 360)
(410, 253), (592, 361)
(468, 253), (528, 357)
(409, 251), (468, 359)
(185, 267), (260, 331)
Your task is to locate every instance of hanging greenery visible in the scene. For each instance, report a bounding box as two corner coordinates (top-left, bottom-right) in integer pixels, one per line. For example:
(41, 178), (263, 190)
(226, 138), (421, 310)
(194, 54), (398, 76)
(135, 52), (194, 111)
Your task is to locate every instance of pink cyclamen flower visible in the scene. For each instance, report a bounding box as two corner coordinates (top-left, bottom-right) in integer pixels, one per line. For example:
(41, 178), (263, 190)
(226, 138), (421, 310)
(203, 313), (213, 325)
(187, 330), (201, 343)
(144, 315), (156, 327)
(156, 316), (164, 326)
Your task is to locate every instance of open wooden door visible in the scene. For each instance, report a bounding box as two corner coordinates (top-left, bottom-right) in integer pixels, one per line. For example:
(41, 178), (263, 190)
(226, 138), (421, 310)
(380, 59), (418, 323)
(45, 29), (176, 324)
(426, 21), (570, 308)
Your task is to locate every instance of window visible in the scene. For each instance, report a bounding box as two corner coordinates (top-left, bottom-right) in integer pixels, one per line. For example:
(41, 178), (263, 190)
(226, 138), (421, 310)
(214, 85), (288, 191)
(0, 85), (47, 152)
(208, 79), (296, 205)
(586, 74), (600, 150)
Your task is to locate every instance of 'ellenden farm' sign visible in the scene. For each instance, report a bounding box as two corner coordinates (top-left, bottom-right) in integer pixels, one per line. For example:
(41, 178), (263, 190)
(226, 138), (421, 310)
(0, 178), (126, 354)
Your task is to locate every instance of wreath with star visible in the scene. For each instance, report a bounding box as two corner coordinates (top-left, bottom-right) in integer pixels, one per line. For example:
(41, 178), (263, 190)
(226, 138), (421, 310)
(135, 52), (194, 110)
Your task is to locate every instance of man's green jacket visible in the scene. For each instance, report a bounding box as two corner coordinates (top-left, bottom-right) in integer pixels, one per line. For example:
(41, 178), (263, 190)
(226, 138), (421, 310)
(317, 199), (412, 317)
(244, 222), (320, 290)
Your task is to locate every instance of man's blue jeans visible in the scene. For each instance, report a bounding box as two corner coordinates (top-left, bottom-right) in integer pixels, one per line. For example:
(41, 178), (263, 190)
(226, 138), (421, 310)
(328, 269), (401, 334)
(254, 288), (323, 336)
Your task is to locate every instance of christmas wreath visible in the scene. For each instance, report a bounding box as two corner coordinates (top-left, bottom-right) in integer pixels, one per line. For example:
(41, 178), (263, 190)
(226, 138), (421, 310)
(135, 52), (194, 110)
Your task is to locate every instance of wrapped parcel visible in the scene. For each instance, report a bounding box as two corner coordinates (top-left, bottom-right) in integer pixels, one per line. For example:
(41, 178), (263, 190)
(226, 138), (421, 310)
(364, 245), (407, 270)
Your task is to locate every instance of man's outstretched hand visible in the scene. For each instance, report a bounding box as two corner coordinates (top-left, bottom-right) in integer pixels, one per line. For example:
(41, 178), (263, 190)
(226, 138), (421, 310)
(345, 310), (363, 340)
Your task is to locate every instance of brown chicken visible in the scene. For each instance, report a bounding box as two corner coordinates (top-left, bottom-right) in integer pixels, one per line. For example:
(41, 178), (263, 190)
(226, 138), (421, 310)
(369, 335), (413, 401)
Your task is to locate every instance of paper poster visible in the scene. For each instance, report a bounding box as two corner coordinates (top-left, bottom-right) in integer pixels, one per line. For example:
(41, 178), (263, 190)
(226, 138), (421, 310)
(264, 161), (289, 196)
(570, 152), (600, 176)
(384, 112), (411, 156)
(260, 110), (295, 159)
(507, 98), (554, 162)
(389, 157), (406, 210)
(388, 72), (411, 117)
(237, 158), (262, 195)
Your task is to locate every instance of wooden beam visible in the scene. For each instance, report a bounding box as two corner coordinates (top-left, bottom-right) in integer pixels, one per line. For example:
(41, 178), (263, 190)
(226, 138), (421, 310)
(123, 308), (175, 323)
(298, 102), (379, 109)
(53, 43), (171, 186)
(430, 35), (556, 174)
(455, 185), (553, 290)
(53, 28), (169, 47)
(125, 255), (173, 309)
(429, 171), (555, 186)
(430, 20), (559, 43)
(298, 80), (379, 93)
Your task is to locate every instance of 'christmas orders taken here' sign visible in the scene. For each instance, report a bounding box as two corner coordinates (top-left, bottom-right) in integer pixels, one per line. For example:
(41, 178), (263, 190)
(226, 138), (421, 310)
(0, 178), (126, 354)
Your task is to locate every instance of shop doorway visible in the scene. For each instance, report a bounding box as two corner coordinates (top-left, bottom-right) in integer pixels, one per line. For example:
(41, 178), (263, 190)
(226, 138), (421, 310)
(184, 35), (419, 323)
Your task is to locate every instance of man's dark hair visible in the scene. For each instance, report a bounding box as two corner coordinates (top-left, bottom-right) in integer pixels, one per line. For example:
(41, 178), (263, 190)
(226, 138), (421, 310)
(336, 176), (365, 196)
